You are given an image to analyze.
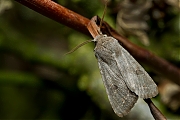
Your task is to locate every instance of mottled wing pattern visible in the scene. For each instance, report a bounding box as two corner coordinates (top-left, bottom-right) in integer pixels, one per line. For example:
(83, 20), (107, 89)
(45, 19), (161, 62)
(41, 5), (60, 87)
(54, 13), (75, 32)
(95, 52), (138, 117)
(94, 35), (158, 116)
(115, 44), (158, 99)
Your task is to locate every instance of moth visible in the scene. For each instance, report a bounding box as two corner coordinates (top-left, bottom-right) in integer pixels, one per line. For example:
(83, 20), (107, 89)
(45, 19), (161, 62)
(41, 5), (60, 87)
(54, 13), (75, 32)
(87, 16), (158, 117)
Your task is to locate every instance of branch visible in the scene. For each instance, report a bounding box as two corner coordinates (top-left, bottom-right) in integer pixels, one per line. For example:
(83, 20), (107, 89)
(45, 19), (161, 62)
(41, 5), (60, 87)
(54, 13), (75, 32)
(14, 0), (90, 35)
(144, 99), (166, 120)
(14, 0), (180, 86)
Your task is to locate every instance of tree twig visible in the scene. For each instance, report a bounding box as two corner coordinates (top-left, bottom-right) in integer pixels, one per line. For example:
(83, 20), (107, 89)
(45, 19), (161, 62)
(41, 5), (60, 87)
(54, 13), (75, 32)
(144, 99), (166, 120)
(14, 0), (180, 86)
(14, 0), (90, 35)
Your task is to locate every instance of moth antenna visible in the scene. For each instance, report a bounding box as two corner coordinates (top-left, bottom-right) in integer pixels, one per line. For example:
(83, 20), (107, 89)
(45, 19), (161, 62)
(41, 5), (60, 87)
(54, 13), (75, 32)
(99, 0), (108, 30)
(64, 40), (92, 55)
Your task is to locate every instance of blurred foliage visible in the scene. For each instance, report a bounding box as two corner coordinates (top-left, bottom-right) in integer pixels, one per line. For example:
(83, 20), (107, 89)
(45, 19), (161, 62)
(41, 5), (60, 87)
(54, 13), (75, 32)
(0, 0), (179, 119)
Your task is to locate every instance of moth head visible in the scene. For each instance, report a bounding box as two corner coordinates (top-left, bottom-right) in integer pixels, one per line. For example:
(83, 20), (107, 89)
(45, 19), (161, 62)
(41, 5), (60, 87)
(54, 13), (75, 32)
(92, 34), (107, 43)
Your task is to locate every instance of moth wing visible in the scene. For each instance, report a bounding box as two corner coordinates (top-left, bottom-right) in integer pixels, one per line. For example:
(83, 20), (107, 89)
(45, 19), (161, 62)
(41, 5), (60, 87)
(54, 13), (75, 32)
(115, 45), (158, 99)
(96, 55), (138, 117)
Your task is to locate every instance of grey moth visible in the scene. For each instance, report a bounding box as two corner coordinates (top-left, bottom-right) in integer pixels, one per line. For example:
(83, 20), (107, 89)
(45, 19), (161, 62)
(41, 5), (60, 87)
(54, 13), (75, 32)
(87, 16), (158, 117)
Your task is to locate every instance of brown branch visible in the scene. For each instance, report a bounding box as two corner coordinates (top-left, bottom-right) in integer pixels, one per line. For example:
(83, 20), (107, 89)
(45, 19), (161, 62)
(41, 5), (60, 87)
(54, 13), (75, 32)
(144, 99), (166, 120)
(14, 0), (90, 35)
(14, 0), (180, 86)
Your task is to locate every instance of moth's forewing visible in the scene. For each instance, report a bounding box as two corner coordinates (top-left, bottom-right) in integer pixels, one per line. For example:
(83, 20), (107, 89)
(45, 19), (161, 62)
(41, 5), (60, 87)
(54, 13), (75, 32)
(115, 42), (158, 98)
(94, 35), (158, 116)
(94, 35), (138, 117)
(95, 35), (158, 99)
